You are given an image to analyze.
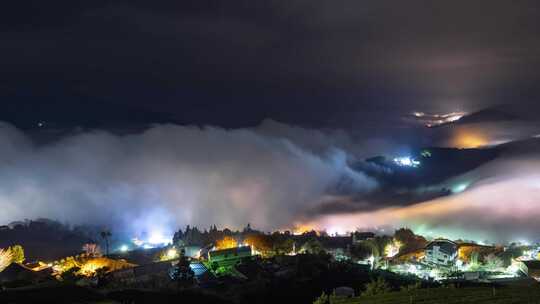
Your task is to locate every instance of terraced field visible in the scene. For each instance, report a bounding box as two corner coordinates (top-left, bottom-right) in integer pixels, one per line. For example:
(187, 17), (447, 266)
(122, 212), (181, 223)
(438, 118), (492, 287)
(331, 286), (540, 304)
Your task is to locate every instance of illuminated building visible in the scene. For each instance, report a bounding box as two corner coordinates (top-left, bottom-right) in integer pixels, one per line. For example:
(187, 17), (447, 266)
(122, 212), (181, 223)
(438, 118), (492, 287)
(424, 239), (458, 266)
(108, 260), (173, 284)
(208, 246), (252, 269)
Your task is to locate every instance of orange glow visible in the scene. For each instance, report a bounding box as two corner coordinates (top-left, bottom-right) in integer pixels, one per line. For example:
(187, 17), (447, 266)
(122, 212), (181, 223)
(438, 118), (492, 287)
(451, 129), (488, 148)
(394, 249), (425, 262)
(53, 256), (136, 277)
(244, 234), (272, 255)
(77, 257), (135, 276)
(215, 236), (238, 250)
(457, 244), (501, 263)
(292, 224), (317, 235)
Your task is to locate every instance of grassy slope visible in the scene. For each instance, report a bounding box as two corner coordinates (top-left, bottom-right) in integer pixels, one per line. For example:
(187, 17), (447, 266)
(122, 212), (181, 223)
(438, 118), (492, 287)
(332, 286), (540, 304)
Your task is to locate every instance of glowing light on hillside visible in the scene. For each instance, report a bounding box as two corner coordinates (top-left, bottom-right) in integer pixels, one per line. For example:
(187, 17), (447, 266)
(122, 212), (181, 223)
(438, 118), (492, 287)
(507, 263), (521, 275)
(452, 183), (469, 194)
(451, 129), (488, 148)
(384, 240), (403, 258)
(166, 248), (178, 259)
(393, 156), (420, 167)
(119, 245), (129, 252)
(292, 224), (317, 235)
(519, 240), (531, 246)
(368, 255), (375, 270)
(132, 238), (144, 246)
(327, 226), (347, 236)
(215, 236), (238, 250)
(147, 232), (171, 246)
(412, 111), (466, 127)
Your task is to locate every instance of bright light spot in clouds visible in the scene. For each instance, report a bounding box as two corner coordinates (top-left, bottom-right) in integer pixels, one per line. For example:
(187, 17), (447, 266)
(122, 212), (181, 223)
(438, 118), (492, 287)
(327, 226), (346, 236)
(301, 156), (540, 243)
(452, 183), (469, 193)
(393, 156), (420, 167)
(148, 232), (171, 246)
(132, 238), (144, 247)
(119, 245), (129, 252)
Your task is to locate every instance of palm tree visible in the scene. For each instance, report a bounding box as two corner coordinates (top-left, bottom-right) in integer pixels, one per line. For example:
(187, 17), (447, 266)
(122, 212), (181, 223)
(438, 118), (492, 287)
(100, 230), (112, 256)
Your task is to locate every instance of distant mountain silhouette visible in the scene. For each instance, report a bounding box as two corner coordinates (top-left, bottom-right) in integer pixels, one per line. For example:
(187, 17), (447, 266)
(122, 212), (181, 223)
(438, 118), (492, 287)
(0, 219), (96, 261)
(0, 100), (177, 131)
(457, 104), (540, 125)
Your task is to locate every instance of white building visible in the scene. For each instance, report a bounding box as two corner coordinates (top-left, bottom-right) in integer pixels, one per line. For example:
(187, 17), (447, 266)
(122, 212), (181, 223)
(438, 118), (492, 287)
(424, 239), (458, 266)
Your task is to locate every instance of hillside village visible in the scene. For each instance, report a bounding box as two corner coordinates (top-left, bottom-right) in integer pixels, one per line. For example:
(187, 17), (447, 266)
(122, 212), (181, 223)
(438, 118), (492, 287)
(2, 220), (540, 303)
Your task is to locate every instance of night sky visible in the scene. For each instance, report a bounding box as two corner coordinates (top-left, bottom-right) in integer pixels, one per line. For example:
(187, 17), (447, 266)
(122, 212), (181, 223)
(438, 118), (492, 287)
(2, 1), (540, 242)
(2, 1), (540, 129)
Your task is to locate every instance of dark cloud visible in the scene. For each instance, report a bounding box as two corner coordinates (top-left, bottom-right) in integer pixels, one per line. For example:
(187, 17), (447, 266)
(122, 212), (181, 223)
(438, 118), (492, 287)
(2, 1), (540, 242)
(2, 1), (540, 130)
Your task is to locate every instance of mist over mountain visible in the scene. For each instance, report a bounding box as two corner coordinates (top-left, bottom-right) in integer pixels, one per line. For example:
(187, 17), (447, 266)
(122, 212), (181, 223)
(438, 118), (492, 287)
(2, 102), (540, 244)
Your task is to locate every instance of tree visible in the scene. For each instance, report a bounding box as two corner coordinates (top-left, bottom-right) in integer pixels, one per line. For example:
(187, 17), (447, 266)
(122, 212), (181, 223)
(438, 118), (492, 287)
(9, 245), (25, 264)
(100, 230), (112, 256)
(350, 241), (376, 261)
(394, 228), (426, 252)
(61, 266), (82, 283)
(82, 243), (101, 257)
(469, 251), (480, 271)
(273, 238), (294, 255)
(302, 238), (324, 254)
(215, 236), (237, 250)
(362, 277), (391, 296)
(484, 253), (503, 271)
(0, 248), (13, 272)
(169, 249), (194, 290)
(362, 236), (391, 259)
(244, 234), (272, 255)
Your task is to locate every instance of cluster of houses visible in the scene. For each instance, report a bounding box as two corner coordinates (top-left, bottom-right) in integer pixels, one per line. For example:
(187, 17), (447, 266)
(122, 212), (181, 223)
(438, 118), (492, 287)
(4, 225), (540, 290)
(84, 234), (540, 285)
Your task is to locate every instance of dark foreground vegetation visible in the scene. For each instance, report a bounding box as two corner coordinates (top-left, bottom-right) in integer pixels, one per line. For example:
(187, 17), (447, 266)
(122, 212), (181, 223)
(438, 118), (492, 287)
(0, 254), (423, 304)
(3, 281), (540, 304)
(326, 284), (540, 304)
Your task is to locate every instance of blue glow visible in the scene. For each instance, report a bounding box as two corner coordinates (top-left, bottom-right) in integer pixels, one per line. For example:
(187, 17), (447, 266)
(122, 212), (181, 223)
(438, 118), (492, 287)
(452, 183), (469, 193)
(393, 156), (420, 167)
